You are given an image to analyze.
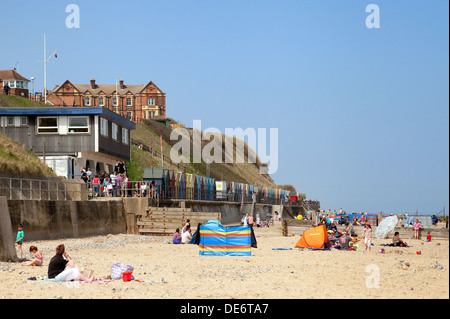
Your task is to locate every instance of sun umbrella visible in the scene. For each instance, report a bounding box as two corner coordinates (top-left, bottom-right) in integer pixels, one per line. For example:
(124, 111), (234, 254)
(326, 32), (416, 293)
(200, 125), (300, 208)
(375, 215), (398, 239)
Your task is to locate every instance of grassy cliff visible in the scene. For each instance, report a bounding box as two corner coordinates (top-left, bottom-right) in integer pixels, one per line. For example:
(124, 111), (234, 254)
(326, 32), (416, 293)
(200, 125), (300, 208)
(0, 133), (56, 177)
(128, 120), (279, 188)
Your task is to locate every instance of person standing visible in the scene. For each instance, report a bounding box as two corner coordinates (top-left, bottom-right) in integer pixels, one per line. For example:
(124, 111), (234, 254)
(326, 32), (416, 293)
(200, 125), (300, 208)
(413, 219), (422, 239)
(3, 83), (10, 95)
(363, 223), (372, 251)
(92, 174), (100, 197)
(115, 173), (123, 197)
(15, 224), (24, 259)
(248, 214), (254, 228)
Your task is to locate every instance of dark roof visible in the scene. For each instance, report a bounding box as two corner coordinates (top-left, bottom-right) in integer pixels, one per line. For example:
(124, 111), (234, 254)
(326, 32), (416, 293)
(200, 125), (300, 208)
(0, 107), (136, 130)
(0, 70), (30, 82)
(143, 168), (167, 180)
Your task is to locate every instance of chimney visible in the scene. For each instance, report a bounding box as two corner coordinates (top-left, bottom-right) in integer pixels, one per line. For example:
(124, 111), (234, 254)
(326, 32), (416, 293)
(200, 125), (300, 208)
(119, 79), (124, 89)
(90, 78), (96, 89)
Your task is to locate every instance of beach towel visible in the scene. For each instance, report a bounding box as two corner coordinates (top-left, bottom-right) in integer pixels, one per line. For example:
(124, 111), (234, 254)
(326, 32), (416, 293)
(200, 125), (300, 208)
(28, 278), (113, 284)
(304, 247), (331, 251)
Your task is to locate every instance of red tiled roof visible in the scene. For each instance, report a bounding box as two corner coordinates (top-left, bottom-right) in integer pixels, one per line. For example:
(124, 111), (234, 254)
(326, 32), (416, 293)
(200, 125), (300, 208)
(0, 70), (30, 82)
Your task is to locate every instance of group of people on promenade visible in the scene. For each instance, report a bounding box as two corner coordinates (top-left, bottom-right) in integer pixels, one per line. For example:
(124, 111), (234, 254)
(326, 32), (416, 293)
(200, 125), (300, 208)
(80, 167), (160, 199)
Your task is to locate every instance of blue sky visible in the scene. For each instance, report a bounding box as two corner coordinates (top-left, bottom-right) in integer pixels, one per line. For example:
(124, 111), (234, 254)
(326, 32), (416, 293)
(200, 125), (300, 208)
(1, 0), (448, 214)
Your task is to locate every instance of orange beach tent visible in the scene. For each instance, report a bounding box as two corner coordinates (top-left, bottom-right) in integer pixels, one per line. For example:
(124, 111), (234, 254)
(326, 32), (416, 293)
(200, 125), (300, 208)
(294, 225), (328, 249)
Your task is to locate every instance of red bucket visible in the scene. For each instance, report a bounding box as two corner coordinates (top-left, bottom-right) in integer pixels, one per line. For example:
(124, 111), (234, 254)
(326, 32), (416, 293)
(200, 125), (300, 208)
(121, 271), (133, 282)
(416, 251), (421, 255)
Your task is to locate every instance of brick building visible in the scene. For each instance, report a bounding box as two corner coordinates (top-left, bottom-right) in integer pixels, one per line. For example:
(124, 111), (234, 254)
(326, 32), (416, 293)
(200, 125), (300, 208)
(46, 78), (166, 122)
(0, 69), (30, 98)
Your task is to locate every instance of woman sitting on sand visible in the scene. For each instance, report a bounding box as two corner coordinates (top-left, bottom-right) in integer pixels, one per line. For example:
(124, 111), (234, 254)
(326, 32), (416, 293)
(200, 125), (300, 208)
(392, 232), (404, 247)
(48, 244), (94, 282)
(22, 246), (43, 266)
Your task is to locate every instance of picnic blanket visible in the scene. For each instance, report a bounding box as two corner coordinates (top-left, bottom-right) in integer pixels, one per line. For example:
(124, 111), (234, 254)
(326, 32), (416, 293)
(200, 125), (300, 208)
(27, 278), (114, 284)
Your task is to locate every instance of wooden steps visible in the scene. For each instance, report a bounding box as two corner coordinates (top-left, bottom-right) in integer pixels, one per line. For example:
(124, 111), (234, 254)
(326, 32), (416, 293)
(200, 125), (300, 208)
(137, 206), (221, 236)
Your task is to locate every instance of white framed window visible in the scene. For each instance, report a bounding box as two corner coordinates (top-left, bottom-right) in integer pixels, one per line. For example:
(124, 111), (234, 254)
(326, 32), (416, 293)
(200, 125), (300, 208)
(126, 112), (132, 120)
(99, 97), (105, 106)
(20, 117), (28, 126)
(112, 123), (118, 140)
(100, 118), (108, 136)
(112, 97), (118, 106)
(68, 116), (89, 133)
(84, 97), (91, 106)
(126, 97), (132, 106)
(147, 98), (155, 105)
(37, 117), (58, 134)
(7, 117), (14, 126)
(122, 128), (129, 145)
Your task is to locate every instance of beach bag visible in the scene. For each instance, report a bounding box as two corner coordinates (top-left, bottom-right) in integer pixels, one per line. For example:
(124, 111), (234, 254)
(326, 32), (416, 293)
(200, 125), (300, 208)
(111, 262), (134, 279)
(80, 267), (94, 279)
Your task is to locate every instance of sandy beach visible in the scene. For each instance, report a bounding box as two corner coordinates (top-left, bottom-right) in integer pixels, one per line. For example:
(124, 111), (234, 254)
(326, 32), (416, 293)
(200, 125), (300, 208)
(1, 220), (448, 300)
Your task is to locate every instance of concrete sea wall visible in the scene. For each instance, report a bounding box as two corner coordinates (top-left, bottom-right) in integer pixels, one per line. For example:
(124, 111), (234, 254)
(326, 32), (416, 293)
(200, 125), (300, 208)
(1, 197), (279, 261)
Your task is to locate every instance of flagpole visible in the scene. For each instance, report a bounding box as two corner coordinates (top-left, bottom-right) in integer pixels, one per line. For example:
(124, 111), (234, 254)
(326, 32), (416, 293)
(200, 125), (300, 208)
(44, 34), (47, 104)
(39, 34), (57, 104)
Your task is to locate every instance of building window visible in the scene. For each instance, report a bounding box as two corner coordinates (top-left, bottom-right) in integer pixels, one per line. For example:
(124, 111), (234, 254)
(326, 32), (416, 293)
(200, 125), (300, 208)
(99, 97), (105, 106)
(149, 111), (155, 118)
(112, 123), (118, 140)
(147, 98), (155, 105)
(37, 117), (58, 134)
(122, 128), (129, 145)
(68, 116), (89, 133)
(112, 97), (118, 106)
(84, 97), (90, 106)
(126, 97), (132, 106)
(100, 118), (108, 136)
(7, 117), (14, 126)
(126, 112), (132, 120)
(20, 117), (28, 126)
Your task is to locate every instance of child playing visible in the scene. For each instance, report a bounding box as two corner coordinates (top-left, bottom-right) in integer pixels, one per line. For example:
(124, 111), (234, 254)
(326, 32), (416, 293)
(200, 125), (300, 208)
(22, 246), (43, 266)
(425, 232), (432, 242)
(16, 224), (24, 259)
(363, 223), (372, 251)
(413, 219), (422, 239)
